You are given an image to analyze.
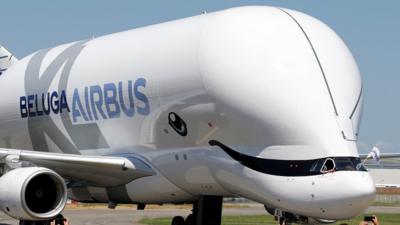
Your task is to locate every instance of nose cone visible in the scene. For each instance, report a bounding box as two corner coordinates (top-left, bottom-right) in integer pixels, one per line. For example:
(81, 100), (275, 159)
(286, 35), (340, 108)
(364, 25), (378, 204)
(273, 171), (376, 220)
(317, 171), (376, 220)
(342, 172), (376, 218)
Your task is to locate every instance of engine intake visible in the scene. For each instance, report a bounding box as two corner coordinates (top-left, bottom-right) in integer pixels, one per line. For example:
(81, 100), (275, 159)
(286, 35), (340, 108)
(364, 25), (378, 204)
(0, 167), (67, 220)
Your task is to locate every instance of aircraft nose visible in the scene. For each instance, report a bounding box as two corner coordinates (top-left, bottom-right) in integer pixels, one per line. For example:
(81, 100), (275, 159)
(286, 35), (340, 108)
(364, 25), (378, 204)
(349, 173), (376, 207)
(335, 172), (376, 219)
(309, 171), (376, 220)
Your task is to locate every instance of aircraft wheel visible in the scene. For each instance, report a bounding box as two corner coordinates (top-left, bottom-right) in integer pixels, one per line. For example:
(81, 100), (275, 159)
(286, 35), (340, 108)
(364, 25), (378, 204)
(185, 214), (195, 225)
(54, 214), (67, 225)
(171, 216), (185, 225)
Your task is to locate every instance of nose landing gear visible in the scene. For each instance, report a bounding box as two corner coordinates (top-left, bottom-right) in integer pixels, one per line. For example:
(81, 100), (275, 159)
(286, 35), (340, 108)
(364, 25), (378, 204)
(274, 210), (309, 225)
(171, 195), (223, 225)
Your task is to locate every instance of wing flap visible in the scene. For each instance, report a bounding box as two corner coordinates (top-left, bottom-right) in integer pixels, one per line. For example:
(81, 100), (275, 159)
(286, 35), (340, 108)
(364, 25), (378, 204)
(359, 153), (400, 159)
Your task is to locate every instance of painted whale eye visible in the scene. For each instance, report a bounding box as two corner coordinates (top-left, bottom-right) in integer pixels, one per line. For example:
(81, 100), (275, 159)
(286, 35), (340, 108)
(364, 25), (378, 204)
(168, 112), (187, 137)
(169, 113), (176, 122)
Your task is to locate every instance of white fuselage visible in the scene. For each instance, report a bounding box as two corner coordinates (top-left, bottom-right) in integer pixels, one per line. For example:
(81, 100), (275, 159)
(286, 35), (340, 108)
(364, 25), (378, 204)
(0, 6), (374, 220)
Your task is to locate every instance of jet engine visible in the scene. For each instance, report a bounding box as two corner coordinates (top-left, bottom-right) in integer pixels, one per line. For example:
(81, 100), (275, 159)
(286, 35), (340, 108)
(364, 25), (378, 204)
(0, 167), (67, 220)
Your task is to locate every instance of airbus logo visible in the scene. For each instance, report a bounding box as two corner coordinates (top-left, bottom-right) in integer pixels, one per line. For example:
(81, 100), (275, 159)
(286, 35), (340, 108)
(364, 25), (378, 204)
(19, 78), (150, 122)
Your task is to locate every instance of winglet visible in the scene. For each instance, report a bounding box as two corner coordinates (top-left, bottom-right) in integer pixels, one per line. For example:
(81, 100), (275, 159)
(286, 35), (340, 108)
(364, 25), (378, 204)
(0, 45), (18, 76)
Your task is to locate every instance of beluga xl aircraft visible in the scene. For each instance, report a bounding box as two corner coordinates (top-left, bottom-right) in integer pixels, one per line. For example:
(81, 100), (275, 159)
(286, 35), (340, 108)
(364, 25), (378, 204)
(0, 6), (375, 225)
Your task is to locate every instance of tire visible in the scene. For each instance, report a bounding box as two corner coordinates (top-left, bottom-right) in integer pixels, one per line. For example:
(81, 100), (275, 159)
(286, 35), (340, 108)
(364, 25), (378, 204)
(185, 214), (195, 225)
(54, 214), (66, 225)
(171, 216), (185, 225)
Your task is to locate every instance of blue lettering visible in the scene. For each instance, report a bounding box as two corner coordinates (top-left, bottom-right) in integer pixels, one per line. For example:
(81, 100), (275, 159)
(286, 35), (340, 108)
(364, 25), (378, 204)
(28, 95), (36, 117)
(35, 94), (43, 116)
(119, 81), (135, 117)
(134, 78), (150, 115)
(50, 91), (59, 114)
(84, 86), (93, 120)
(20, 79), (150, 120)
(72, 88), (88, 122)
(42, 93), (51, 115)
(20, 96), (28, 118)
(59, 90), (70, 113)
(104, 83), (120, 119)
(90, 85), (107, 120)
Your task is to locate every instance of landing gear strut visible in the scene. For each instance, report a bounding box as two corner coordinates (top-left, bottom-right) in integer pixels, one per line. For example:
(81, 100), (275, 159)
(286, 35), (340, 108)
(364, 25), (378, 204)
(273, 209), (308, 225)
(171, 195), (223, 225)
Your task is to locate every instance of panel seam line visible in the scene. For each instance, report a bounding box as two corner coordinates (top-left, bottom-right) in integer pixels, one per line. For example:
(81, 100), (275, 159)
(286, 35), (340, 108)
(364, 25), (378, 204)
(278, 8), (339, 116)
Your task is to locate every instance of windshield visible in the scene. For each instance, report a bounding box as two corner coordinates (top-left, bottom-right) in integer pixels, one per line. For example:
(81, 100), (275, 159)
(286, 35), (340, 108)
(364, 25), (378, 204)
(310, 157), (367, 173)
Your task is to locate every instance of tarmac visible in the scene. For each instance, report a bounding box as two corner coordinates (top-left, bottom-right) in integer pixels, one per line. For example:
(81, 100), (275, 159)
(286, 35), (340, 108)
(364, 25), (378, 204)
(0, 204), (398, 225)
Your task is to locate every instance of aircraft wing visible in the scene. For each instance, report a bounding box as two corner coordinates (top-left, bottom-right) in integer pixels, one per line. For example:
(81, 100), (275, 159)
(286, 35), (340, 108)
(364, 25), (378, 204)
(0, 45), (18, 75)
(0, 149), (155, 187)
(359, 153), (400, 159)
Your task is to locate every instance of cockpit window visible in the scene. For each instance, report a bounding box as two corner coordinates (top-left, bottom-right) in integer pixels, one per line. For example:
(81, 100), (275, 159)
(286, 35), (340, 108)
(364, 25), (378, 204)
(335, 158), (355, 171)
(309, 157), (367, 173)
(339, 157), (367, 172)
(353, 158), (368, 171)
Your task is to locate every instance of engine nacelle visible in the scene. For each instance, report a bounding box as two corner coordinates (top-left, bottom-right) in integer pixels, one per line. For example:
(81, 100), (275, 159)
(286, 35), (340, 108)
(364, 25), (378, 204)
(0, 167), (67, 220)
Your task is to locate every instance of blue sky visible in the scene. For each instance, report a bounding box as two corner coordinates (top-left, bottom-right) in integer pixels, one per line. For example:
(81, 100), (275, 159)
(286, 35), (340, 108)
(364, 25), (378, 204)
(1, 1), (399, 153)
